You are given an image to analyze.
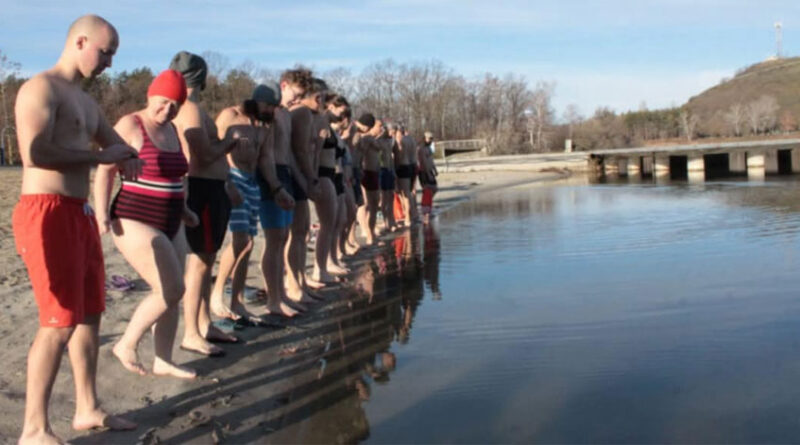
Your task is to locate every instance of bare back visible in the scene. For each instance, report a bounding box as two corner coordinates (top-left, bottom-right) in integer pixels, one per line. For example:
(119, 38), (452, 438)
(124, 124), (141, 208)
(16, 73), (104, 198)
(399, 135), (417, 165)
(174, 100), (229, 179)
(359, 134), (381, 172)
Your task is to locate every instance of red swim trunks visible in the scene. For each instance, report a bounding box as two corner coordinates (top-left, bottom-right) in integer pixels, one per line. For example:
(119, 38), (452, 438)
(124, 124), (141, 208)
(361, 170), (380, 191)
(13, 194), (105, 327)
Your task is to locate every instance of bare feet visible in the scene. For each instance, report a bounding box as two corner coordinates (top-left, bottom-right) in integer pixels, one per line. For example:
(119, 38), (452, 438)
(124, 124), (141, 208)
(327, 262), (350, 276)
(286, 287), (317, 305)
(180, 334), (224, 356)
(210, 295), (240, 320)
(345, 242), (360, 255)
(203, 325), (239, 343)
(152, 357), (197, 379)
(112, 343), (147, 376)
(18, 429), (63, 445)
(264, 300), (300, 317)
(73, 408), (137, 431)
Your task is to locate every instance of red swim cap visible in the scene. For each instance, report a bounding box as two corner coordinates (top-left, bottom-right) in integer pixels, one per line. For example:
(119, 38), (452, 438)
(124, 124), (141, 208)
(147, 69), (187, 104)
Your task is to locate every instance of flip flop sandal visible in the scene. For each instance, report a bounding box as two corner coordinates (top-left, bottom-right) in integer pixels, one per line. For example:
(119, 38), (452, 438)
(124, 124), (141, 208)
(108, 275), (135, 291)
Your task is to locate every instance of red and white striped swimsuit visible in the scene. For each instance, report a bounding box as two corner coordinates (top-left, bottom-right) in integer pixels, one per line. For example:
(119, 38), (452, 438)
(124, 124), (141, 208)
(110, 115), (189, 238)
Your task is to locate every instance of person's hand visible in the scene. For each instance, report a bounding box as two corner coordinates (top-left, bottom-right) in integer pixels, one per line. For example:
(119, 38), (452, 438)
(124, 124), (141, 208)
(276, 188), (295, 210)
(98, 144), (137, 164)
(306, 181), (320, 202)
(117, 157), (144, 181)
(182, 206), (199, 228)
(225, 180), (244, 207)
(96, 212), (111, 235)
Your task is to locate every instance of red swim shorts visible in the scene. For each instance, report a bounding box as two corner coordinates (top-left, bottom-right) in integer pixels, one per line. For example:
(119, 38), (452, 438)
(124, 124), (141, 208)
(361, 170), (380, 191)
(13, 194), (105, 327)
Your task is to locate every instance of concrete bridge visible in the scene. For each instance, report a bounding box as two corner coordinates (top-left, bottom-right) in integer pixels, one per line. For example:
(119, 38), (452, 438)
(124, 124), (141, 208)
(590, 139), (800, 181)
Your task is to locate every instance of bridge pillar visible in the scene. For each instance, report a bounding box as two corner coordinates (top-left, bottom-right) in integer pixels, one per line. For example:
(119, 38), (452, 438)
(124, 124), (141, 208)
(729, 151), (746, 174)
(687, 154), (705, 182)
(617, 158), (628, 176)
(641, 156), (653, 175)
(792, 148), (800, 173)
(603, 158), (619, 176)
(765, 150), (779, 174)
(654, 155), (670, 179)
(747, 152), (766, 180)
(627, 157), (641, 177)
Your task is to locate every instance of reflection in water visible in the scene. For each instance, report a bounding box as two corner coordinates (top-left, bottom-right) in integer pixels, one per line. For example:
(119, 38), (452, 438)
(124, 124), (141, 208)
(80, 179), (800, 444)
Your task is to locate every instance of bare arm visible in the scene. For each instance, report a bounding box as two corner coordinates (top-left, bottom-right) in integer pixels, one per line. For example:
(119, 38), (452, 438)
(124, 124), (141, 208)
(180, 103), (235, 166)
(93, 115), (140, 233)
(290, 107), (317, 184)
(257, 125), (281, 191)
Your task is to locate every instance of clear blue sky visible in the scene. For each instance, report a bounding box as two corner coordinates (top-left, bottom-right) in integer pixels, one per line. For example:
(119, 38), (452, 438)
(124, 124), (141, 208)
(2, 0), (797, 119)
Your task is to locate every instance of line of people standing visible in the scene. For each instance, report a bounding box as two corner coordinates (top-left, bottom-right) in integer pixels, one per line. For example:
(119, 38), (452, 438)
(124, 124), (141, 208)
(12, 14), (440, 444)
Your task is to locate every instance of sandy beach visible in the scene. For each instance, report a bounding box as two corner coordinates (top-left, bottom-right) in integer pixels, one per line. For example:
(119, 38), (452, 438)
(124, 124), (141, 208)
(0, 165), (568, 443)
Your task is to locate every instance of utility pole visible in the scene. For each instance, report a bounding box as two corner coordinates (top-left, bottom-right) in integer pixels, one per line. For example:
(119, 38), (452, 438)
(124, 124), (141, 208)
(775, 22), (783, 58)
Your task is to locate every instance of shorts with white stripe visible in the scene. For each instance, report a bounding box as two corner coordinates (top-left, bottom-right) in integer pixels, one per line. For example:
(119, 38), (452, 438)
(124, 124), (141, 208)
(229, 168), (260, 236)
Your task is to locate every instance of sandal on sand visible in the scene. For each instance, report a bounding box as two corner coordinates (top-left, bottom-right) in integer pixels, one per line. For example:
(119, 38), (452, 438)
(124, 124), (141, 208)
(107, 275), (135, 291)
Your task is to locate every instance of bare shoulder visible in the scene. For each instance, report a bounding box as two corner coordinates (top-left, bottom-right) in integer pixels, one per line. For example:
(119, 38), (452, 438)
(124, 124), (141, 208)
(174, 99), (203, 128)
(114, 113), (142, 147)
(16, 73), (59, 108)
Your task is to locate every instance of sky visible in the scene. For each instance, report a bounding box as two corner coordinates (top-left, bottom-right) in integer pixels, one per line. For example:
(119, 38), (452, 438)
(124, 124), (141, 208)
(1, 0), (799, 120)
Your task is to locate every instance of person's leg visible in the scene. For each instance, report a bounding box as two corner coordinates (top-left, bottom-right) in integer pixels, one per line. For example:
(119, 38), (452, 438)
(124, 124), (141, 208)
(185, 251), (237, 345)
(69, 314), (138, 431)
(398, 177), (412, 225)
(227, 232), (254, 318)
(111, 219), (196, 374)
(311, 178), (338, 284)
(285, 199), (312, 306)
(210, 240), (238, 320)
(331, 194), (351, 270)
(366, 190), (380, 243)
(262, 226), (299, 316)
(19, 326), (73, 444)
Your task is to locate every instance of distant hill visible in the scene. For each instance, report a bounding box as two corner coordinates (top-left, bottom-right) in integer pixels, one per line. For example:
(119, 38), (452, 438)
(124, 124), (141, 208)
(686, 57), (800, 135)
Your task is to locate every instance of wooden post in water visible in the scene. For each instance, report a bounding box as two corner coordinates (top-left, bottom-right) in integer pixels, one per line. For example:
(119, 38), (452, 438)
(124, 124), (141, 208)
(747, 152), (766, 180)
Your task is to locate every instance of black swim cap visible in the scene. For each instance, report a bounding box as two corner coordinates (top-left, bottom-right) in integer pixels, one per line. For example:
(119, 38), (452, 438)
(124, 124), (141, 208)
(169, 51), (208, 91)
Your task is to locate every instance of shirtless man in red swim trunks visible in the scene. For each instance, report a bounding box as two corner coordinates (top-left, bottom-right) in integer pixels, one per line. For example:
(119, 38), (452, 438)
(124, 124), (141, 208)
(12, 14), (140, 444)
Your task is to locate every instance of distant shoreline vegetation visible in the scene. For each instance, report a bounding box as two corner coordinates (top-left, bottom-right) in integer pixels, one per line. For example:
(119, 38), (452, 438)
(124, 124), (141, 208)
(2, 52), (799, 163)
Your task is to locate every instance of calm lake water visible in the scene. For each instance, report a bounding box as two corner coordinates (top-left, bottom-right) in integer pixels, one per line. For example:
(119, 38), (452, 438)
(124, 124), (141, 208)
(272, 177), (800, 444)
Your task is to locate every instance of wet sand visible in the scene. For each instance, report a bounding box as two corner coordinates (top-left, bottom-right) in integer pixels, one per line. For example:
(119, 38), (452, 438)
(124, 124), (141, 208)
(0, 166), (565, 443)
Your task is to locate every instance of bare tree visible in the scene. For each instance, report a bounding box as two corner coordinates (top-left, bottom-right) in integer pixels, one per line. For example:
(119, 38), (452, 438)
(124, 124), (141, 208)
(201, 51), (230, 80)
(746, 95), (779, 135)
(563, 104), (582, 140)
(527, 81), (555, 152)
(679, 108), (699, 141)
(724, 103), (745, 136)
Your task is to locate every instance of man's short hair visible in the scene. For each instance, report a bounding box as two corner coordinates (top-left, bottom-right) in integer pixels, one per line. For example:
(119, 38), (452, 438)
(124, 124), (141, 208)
(325, 93), (349, 108)
(280, 67), (314, 91)
(308, 77), (328, 95)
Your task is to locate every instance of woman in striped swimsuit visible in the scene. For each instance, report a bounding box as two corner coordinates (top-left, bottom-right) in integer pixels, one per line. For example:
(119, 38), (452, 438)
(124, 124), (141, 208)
(94, 70), (199, 379)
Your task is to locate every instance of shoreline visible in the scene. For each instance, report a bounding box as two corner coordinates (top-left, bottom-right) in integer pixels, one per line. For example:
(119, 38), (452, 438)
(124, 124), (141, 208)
(0, 167), (570, 442)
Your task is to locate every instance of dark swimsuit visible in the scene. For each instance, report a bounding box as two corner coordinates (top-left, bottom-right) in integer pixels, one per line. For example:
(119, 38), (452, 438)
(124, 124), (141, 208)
(110, 115), (188, 239)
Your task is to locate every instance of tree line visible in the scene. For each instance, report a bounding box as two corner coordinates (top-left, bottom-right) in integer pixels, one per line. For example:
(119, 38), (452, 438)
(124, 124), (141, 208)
(0, 49), (795, 164)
